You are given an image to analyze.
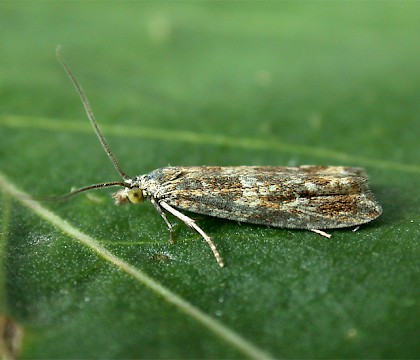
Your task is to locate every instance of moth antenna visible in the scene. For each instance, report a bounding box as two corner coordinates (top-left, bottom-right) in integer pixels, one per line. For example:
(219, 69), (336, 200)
(33, 181), (127, 201)
(56, 46), (130, 180)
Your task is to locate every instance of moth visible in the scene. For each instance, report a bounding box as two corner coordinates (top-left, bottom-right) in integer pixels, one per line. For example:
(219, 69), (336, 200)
(52, 48), (382, 267)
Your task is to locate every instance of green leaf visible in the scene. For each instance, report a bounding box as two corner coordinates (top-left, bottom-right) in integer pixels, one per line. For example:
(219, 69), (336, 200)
(1, 2), (419, 359)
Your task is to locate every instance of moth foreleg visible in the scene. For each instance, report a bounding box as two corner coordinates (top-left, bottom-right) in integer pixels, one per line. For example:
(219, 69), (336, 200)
(150, 198), (175, 244)
(159, 201), (225, 268)
(310, 229), (332, 238)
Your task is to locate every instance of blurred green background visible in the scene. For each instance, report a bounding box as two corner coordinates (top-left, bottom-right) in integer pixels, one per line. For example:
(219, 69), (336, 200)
(0, 2), (419, 359)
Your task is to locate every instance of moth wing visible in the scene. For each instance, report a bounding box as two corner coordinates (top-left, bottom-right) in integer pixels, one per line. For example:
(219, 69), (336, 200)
(146, 166), (382, 229)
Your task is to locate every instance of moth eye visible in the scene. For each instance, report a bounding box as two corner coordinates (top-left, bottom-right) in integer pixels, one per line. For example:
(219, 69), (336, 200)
(127, 189), (144, 204)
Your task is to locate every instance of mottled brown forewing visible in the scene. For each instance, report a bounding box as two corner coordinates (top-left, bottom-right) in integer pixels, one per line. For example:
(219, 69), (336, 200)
(143, 166), (382, 229)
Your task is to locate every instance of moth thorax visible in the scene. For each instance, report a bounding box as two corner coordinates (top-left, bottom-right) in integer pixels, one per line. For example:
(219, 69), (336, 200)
(113, 188), (144, 205)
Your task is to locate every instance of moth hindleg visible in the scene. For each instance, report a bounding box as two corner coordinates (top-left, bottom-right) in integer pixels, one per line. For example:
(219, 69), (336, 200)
(310, 229), (332, 238)
(159, 201), (225, 267)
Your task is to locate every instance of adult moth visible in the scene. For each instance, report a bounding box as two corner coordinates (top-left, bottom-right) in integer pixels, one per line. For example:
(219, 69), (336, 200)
(51, 48), (382, 267)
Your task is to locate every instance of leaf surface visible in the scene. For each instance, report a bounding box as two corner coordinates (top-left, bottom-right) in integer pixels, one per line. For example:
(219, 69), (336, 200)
(0, 2), (419, 358)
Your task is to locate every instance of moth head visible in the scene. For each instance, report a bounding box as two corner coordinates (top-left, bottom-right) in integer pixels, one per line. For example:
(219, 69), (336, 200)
(113, 187), (144, 205)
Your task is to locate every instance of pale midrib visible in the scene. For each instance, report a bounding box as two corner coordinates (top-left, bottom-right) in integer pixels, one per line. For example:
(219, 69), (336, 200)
(1, 114), (419, 174)
(0, 171), (274, 360)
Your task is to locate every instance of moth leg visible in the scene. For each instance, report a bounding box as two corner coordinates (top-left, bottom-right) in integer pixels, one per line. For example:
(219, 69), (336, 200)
(159, 201), (225, 268)
(150, 198), (175, 244)
(310, 229), (332, 238)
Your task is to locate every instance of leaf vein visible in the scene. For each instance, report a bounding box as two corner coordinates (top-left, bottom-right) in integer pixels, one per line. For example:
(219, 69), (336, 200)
(0, 171), (274, 360)
(1, 114), (418, 174)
